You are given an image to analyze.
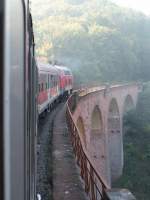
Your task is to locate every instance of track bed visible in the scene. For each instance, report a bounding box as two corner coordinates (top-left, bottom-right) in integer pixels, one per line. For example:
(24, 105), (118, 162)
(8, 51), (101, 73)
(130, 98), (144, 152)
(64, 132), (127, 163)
(36, 102), (87, 200)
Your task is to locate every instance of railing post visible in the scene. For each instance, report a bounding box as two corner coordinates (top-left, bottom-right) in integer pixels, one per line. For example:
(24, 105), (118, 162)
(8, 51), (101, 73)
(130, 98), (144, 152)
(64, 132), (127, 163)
(84, 157), (90, 194)
(90, 166), (96, 200)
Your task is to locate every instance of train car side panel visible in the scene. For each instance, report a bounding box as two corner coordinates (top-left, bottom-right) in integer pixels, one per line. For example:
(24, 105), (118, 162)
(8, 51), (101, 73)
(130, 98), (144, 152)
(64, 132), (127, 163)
(4, 0), (26, 199)
(37, 64), (60, 114)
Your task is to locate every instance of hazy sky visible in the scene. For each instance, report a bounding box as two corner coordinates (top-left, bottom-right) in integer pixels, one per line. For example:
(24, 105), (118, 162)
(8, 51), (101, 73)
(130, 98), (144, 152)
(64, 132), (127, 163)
(112, 0), (150, 15)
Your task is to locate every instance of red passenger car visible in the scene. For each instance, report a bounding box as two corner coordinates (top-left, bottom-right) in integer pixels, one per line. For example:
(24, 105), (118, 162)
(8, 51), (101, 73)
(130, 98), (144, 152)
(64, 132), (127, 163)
(37, 62), (73, 114)
(55, 65), (73, 96)
(38, 62), (60, 114)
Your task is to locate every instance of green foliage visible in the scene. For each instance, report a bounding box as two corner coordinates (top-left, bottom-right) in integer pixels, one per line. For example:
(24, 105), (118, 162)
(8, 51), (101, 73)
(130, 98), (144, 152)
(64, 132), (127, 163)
(114, 83), (150, 199)
(31, 0), (150, 84)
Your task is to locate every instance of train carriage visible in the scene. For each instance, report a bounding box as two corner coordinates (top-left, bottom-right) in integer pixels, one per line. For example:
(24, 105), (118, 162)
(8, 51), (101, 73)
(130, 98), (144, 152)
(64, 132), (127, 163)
(37, 63), (73, 115)
(38, 62), (60, 114)
(55, 65), (73, 96)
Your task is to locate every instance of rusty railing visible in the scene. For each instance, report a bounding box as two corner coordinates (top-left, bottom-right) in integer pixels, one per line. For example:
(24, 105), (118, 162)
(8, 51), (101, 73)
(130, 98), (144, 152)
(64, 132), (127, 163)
(66, 94), (110, 200)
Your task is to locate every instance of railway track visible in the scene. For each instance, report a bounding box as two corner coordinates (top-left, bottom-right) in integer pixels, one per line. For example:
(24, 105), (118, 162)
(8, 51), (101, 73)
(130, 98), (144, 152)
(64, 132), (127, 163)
(36, 99), (87, 200)
(36, 102), (64, 200)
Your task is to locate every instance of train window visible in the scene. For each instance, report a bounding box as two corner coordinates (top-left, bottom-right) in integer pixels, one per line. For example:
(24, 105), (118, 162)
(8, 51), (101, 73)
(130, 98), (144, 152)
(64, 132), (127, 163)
(54, 76), (56, 86)
(55, 76), (56, 86)
(53, 76), (54, 86)
(56, 75), (58, 84)
(51, 75), (53, 87)
(41, 83), (44, 91)
(48, 75), (50, 88)
(56, 76), (58, 86)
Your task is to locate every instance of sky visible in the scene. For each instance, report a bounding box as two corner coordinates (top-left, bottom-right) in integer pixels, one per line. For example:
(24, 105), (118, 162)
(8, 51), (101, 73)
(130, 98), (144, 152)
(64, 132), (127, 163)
(112, 0), (150, 15)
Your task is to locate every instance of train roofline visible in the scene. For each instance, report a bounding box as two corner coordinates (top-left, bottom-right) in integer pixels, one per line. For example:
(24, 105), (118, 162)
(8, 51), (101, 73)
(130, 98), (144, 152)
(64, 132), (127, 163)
(37, 62), (59, 74)
(54, 65), (71, 71)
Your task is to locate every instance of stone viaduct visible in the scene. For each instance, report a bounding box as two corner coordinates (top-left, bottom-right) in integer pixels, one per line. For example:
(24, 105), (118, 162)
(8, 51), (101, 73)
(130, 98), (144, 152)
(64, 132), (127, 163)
(71, 83), (142, 187)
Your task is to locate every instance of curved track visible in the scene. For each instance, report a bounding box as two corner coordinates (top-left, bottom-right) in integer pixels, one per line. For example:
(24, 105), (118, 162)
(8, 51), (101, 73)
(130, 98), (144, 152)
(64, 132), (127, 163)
(36, 100), (87, 200)
(36, 103), (63, 199)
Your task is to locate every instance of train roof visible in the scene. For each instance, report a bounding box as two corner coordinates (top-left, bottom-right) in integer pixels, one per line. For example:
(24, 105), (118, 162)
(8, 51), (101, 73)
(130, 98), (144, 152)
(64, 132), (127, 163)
(37, 62), (72, 76)
(54, 65), (71, 71)
(37, 62), (59, 74)
(54, 65), (72, 75)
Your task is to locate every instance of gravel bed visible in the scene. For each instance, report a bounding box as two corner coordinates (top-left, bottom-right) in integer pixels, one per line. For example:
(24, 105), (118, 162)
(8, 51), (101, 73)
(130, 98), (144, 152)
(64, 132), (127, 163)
(36, 103), (63, 200)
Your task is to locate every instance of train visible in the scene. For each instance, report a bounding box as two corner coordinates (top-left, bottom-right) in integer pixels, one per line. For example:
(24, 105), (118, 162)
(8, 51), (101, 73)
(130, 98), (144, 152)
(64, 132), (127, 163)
(0, 1), (73, 200)
(38, 62), (73, 114)
(0, 1), (38, 199)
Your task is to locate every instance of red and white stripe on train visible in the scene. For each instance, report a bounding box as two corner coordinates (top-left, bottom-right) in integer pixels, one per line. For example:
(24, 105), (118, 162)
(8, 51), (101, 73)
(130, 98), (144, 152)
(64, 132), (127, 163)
(37, 62), (73, 114)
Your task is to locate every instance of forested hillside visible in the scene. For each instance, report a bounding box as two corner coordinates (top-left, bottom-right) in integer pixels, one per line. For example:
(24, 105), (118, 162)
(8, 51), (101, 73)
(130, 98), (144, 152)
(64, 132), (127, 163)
(31, 0), (150, 84)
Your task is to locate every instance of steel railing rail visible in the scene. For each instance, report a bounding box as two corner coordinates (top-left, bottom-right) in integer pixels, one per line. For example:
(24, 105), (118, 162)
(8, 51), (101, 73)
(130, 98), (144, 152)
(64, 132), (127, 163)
(66, 93), (110, 200)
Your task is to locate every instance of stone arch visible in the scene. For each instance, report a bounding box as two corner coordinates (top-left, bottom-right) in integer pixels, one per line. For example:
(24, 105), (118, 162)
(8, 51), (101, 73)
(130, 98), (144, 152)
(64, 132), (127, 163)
(123, 94), (135, 135)
(123, 94), (134, 114)
(76, 116), (86, 147)
(91, 105), (103, 135)
(90, 105), (107, 181)
(108, 98), (120, 132)
(108, 98), (122, 183)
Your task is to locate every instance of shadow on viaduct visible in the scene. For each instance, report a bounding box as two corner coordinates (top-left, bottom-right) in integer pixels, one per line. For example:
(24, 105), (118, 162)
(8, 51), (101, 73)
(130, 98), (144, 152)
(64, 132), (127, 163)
(72, 83), (142, 187)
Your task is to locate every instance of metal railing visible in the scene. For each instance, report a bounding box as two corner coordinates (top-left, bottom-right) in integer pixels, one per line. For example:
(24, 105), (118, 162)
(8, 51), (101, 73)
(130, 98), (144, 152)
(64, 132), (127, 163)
(66, 94), (110, 200)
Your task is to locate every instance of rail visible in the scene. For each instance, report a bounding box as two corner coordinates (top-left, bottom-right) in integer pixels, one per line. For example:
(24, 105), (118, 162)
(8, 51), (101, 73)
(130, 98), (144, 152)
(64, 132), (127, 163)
(66, 93), (110, 200)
